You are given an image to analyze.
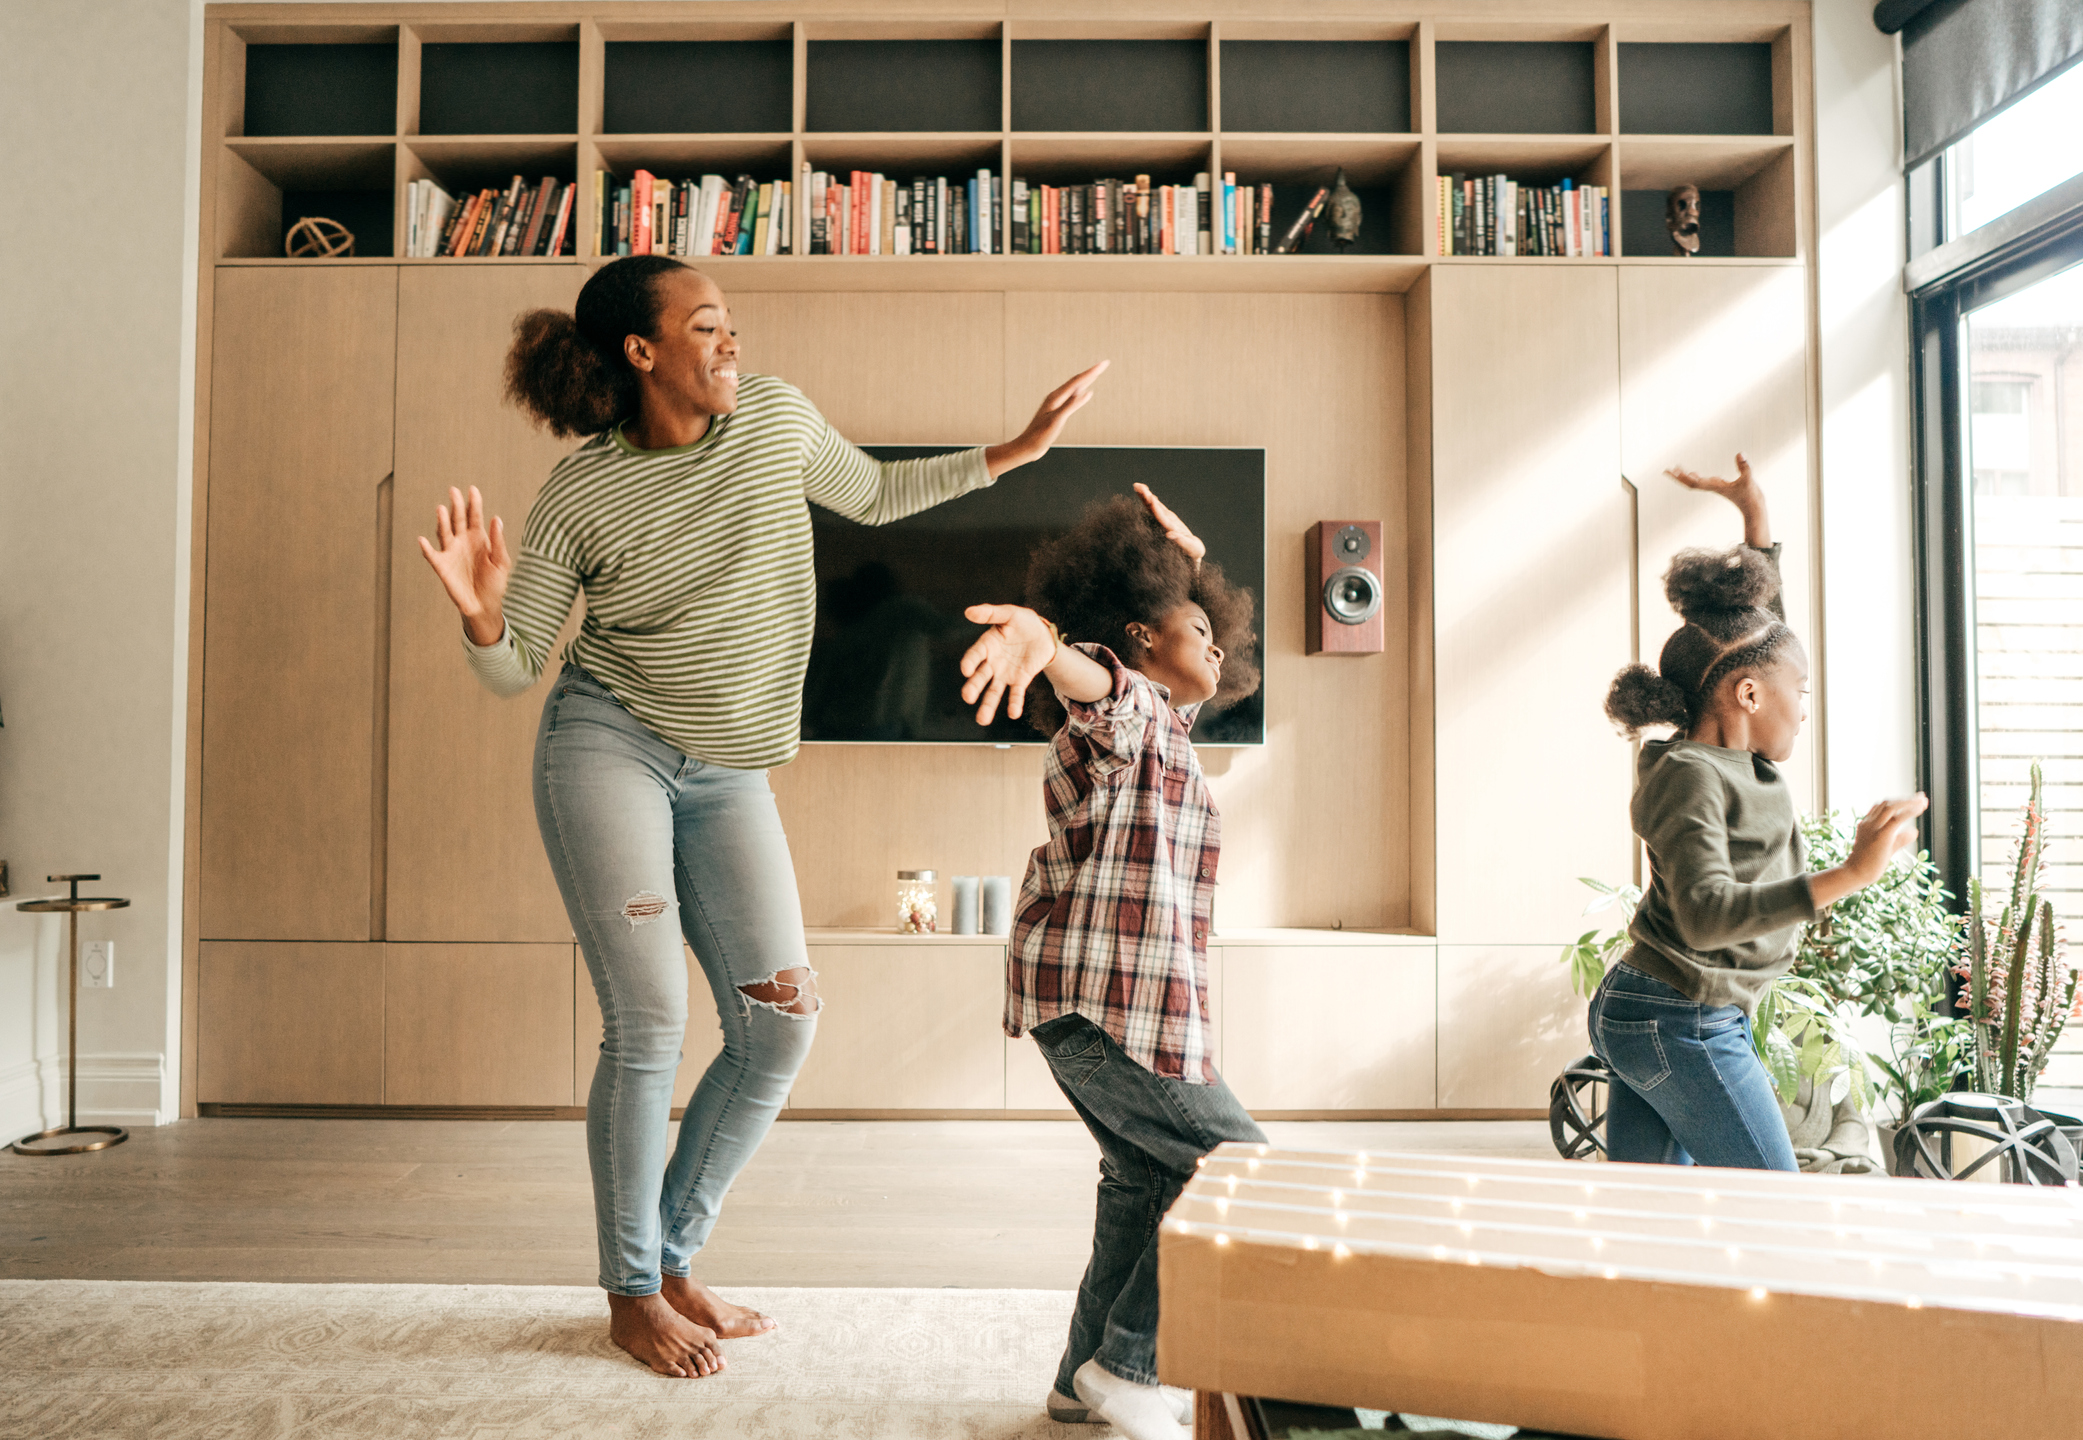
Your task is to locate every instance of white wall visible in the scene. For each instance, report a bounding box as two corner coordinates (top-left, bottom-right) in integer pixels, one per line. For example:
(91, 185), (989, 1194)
(0, 0), (199, 1132)
(0, 0), (1920, 1133)
(1811, 0), (1920, 814)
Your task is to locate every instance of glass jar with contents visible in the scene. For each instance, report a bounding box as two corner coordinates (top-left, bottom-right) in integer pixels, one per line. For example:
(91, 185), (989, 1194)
(895, 870), (938, 934)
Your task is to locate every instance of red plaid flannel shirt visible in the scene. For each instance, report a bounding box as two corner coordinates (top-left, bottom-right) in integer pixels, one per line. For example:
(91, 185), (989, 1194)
(1005, 644), (1220, 1083)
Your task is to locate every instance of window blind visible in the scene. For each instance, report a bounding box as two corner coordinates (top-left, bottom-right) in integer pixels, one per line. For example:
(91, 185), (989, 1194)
(1878, 0), (2083, 169)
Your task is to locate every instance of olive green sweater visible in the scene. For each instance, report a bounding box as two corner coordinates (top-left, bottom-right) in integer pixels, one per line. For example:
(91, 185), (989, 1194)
(1624, 743), (1816, 1014)
(1623, 544), (1815, 1014)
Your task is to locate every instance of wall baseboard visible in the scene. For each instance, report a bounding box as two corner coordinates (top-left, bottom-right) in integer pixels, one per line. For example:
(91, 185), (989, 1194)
(0, 1053), (167, 1135)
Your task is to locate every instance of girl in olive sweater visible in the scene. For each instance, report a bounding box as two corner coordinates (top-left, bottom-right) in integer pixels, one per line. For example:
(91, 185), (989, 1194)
(1597, 457), (1926, 1170)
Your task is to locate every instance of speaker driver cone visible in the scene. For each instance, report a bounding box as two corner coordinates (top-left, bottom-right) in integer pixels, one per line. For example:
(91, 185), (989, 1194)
(1323, 566), (1382, 626)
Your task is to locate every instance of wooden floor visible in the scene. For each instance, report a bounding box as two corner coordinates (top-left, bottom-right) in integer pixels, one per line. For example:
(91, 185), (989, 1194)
(0, 1118), (1551, 1289)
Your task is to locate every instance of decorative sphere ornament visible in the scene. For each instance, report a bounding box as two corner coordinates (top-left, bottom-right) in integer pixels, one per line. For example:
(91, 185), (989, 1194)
(1549, 1053), (1609, 1160)
(1894, 1092), (2077, 1185)
(286, 215), (355, 259)
(1326, 168), (1362, 250)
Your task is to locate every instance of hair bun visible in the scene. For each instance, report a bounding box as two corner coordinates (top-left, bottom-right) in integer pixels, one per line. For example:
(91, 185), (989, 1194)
(1605, 663), (1690, 738)
(1662, 544), (1777, 621)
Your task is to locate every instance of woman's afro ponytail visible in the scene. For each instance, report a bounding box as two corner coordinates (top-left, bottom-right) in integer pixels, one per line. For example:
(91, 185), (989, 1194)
(1605, 664), (1690, 736)
(1603, 542), (1796, 740)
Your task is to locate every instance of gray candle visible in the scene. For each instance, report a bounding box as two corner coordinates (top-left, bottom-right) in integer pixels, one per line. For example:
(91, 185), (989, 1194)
(951, 875), (980, 935)
(981, 876), (1013, 935)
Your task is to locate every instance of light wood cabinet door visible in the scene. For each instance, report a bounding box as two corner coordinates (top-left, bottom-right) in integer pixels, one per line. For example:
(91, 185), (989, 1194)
(383, 943), (575, 1105)
(574, 946), (726, 1110)
(790, 943), (1006, 1110)
(1429, 267), (1634, 945)
(1220, 945), (1435, 1111)
(197, 941), (383, 1104)
(386, 266), (585, 943)
(1620, 265), (1815, 808)
(1436, 944), (1590, 1110)
(200, 268), (396, 940)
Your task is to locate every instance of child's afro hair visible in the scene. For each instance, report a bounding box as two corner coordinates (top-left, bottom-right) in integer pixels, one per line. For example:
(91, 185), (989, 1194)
(1019, 494), (1261, 736)
(1606, 544), (1800, 739)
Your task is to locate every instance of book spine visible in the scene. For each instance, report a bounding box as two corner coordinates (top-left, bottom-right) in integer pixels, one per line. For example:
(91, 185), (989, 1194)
(520, 175), (555, 258)
(406, 181), (422, 258)
(1275, 186), (1327, 254)
(1194, 172), (1211, 255)
(991, 172), (1003, 255)
(1011, 178), (1027, 254)
(631, 171), (653, 256)
(590, 173), (605, 257)
(503, 181), (536, 257)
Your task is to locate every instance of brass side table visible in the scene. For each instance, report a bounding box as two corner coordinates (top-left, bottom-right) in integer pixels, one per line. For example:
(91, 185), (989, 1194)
(13, 875), (131, 1156)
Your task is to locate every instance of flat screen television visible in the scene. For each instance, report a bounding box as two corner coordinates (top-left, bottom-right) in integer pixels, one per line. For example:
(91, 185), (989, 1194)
(803, 445), (1266, 745)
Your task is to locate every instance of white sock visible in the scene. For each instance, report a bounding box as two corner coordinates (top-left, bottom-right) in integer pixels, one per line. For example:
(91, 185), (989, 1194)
(1072, 1358), (1187, 1440)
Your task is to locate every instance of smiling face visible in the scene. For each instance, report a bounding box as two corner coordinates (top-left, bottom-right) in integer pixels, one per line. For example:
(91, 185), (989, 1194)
(1125, 602), (1224, 709)
(625, 268), (740, 418)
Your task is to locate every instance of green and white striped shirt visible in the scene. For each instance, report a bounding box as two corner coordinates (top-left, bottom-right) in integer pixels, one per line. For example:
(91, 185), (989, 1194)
(465, 372), (991, 768)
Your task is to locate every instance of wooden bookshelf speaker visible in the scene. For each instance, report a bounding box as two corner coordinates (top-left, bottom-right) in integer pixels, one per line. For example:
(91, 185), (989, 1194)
(1305, 521), (1384, 656)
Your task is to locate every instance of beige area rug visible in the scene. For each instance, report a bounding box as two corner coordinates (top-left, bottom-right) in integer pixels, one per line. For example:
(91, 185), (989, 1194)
(0, 1281), (1100, 1438)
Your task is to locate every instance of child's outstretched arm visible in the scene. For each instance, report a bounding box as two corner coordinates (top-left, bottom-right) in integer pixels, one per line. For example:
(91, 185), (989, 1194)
(1668, 452), (1770, 550)
(1133, 483), (1204, 569)
(959, 603), (1111, 725)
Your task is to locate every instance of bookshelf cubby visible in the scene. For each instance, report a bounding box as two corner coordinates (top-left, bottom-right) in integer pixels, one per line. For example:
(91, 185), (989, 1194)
(419, 41), (579, 135)
(204, 8), (1809, 272)
(1010, 40), (1207, 133)
(1434, 42), (1597, 135)
(604, 41), (793, 135)
(243, 42), (397, 136)
(1618, 42), (1775, 136)
(1220, 41), (1412, 134)
(808, 40), (1001, 134)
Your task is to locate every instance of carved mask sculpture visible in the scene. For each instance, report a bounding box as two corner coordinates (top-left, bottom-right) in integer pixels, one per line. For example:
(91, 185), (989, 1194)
(1666, 183), (1701, 257)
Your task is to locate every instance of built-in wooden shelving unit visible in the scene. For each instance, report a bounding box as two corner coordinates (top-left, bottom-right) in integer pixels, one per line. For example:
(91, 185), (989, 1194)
(207, 6), (1804, 286)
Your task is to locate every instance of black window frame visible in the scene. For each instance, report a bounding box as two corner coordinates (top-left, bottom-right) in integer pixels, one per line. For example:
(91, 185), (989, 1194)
(1910, 185), (2083, 902)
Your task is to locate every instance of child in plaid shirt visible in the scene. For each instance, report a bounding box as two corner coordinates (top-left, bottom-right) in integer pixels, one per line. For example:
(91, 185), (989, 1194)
(960, 485), (1265, 1440)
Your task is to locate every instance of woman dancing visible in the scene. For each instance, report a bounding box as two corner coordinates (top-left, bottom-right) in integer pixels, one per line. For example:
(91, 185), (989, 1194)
(419, 255), (1104, 1377)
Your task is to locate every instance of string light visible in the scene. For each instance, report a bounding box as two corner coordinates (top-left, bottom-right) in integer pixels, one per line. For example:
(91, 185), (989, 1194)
(1573, 1210), (1587, 1221)
(1459, 1223), (1474, 1236)
(1433, 1245), (1448, 1259)
(1257, 1145), (1269, 1157)
(1335, 1213), (1349, 1228)
(1330, 1190), (1343, 1206)
(1604, 1267), (1618, 1279)
(1216, 1198), (1229, 1215)
(1216, 1233), (1230, 1247)
(1226, 1176), (1238, 1194)
(1449, 1200), (1463, 1214)
(1749, 1287), (1767, 1301)
(1302, 1237), (1317, 1251)
(1907, 1297), (1922, 1309)
(1333, 1244), (1351, 1261)
(1591, 1237), (1604, 1251)
(1248, 1160), (1260, 1174)
(1726, 1248), (1741, 1261)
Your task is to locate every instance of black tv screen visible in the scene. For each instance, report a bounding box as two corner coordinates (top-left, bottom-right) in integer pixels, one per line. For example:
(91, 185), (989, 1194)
(803, 445), (1266, 745)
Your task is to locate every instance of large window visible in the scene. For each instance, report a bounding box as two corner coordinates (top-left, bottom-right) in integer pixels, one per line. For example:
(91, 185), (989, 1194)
(1963, 261), (2083, 923)
(1944, 61), (2083, 240)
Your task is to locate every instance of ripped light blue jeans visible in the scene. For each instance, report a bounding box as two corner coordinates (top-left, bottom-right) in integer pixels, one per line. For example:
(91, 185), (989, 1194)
(534, 663), (819, 1296)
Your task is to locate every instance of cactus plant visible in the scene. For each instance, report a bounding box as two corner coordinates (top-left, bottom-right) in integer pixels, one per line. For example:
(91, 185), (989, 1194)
(1960, 761), (2079, 1104)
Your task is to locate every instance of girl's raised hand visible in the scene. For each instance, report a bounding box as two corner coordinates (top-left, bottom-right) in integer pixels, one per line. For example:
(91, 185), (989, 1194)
(1133, 482), (1204, 567)
(959, 603), (1057, 724)
(985, 361), (1109, 477)
(1667, 453), (1770, 550)
(418, 485), (512, 645)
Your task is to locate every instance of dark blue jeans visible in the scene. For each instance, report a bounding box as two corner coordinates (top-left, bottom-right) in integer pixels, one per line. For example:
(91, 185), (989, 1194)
(1031, 1012), (1266, 1390)
(1589, 964), (1797, 1172)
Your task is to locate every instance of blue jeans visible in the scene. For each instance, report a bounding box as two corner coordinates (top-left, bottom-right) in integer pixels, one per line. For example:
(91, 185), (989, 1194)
(534, 664), (819, 1296)
(1031, 1012), (1266, 1390)
(1589, 964), (1796, 1171)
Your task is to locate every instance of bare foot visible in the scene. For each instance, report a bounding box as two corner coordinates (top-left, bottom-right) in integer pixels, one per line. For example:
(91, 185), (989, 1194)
(661, 1274), (778, 1339)
(606, 1291), (727, 1378)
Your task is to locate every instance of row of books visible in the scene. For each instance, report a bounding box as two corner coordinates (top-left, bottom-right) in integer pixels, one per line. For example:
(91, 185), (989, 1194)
(1014, 173), (1293, 255)
(599, 172), (792, 258)
(801, 169), (998, 255)
(1438, 174), (1612, 257)
(405, 176), (576, 258)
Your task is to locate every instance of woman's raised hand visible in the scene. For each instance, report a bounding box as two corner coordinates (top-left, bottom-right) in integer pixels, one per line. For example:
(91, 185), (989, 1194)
(1133, 482), (1204, 567)
(958, 603), (1057, 724)
(418, 485), (512, 646)
(985, 361), (1109, 477)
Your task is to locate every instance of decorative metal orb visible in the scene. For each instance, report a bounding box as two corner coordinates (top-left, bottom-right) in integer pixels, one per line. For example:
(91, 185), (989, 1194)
(1893, 1093), (2077, 1186)
(1549, 1053), (1609, 1161)
(286, 215), (355, 259)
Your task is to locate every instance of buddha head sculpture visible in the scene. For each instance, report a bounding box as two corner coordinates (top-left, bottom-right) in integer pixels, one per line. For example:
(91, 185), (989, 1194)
(1666, 184), (1701, 257)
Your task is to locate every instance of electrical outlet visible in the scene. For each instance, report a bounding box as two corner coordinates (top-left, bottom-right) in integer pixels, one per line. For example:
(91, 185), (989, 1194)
(82, 940), (114, 989)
